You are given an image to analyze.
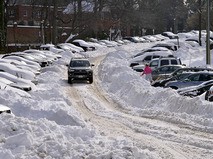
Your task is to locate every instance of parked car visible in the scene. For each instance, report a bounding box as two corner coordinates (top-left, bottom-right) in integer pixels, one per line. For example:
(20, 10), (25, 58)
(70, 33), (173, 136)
(0, 104), (12, 114)
(0, 76), (32, 91)
(152, 42), (178, 51)
(40, 44), (64, 54)
(2, 54), (41, 70)
(72, 39), (96, 51)
(161, 32), (178, 39)
(151, 65), (185, 81)
(171, 67), (213, 77)
(0, 80), (31, 98)
(57, 43), (78, 53)
(63, 43), (85, 52)
(0, 59), (40, 75)
(165, 72), (213, 90)
(0, 71), (37, 88)
(67, 57), (94, 84)
(132, 47), (170, 58)
(23, 49), (55, 65)
(177, 80), (213, 97)
(8, 52), (48, 67)
(99, 40), (117, 47)
(0, 62), (37, 83)
(151, 67), (213, 87)
(205, 85), (213, 101)
(123, 36), (140, 43)
(130, 52), (174, 69)
(151, 72), (192, 87)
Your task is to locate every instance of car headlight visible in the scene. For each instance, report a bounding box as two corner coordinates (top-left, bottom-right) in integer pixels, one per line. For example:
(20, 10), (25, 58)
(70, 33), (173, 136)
(69, 69), (75, 72)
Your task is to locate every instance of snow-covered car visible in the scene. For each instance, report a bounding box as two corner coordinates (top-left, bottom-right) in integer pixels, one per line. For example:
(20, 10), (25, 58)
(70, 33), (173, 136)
(151, 65), (185, 81)
(0, 80), (31, 97)
(133, 47), (170, 58)
(0, 71), (37, 87)
(0, 104), (12, 114)
(205, 85), (213, 101)
(0, 62), (37, 83)
(165, 72), (213, 90)
(0, 76), (32, 91)
(57, 43), (78, 53)
(132, 56), (182, 72)
(2, 54), (41, 70)
(72, 39), (96, 51)
(177, 80), (213, 97)
(152, 42), (178, 51)
(8, 52), (48, 67)
(99, 40), (117, 47)
(40, 44), (64, 54)
(23, 49), (55, 65)
(0, 59), (40, 75)
(63, 43), (85, 52)
(42, 50), (62, 59)
(130, 50), (173, 68)
(161, 32), (178, 39)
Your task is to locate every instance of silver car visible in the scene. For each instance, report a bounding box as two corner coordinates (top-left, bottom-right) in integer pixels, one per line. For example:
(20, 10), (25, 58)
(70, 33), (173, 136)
(165, 72), (213, 90)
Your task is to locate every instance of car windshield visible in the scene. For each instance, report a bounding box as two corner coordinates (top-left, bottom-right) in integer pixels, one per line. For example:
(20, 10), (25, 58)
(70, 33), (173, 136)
(70, 60), (90, 67)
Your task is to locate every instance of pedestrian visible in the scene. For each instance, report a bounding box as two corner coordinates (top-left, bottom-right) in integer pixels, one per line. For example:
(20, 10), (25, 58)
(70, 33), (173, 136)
(141, 64), (153, 83)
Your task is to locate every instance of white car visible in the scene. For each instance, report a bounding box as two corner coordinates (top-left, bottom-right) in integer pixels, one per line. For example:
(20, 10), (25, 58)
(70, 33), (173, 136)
(72, 39), (96, 51)
(0, 62), (37, 82)
(0, 81), (31, 98)
(0, 71), (37, 88)
(130, 50), (173, 67)
(2, 53), (41, 69)
(0, 76), (32, 91)
(23, 49), (55, 64)
(0, 104), (12, 114)
(40, 44), (64, 54)
(0, 59), (40, 75)
(63, 43), (85, 52)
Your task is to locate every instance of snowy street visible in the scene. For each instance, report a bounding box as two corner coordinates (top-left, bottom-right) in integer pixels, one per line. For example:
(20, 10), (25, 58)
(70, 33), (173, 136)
(63, 45), (213, 159)
(1, 37), (213, 159)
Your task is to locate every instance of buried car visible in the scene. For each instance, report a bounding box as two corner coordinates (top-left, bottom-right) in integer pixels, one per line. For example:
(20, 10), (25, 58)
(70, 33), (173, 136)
(205, 85), (213, 101)
(165, 72), (213, 90)
(177, 80), (213, 97)
(0, 104), (12, 114)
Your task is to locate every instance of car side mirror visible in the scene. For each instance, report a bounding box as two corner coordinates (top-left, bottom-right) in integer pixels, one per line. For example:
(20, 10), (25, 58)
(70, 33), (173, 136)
(184, 78), (190, 82)
(91, 64), (95, 67)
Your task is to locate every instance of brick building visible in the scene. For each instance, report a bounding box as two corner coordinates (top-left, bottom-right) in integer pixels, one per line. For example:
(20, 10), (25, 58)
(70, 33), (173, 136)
(6, 2), (121, 51)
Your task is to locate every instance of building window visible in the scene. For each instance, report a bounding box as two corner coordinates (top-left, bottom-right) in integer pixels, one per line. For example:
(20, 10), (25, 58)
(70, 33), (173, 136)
(23, 10), (27, 17)
(9, 10), (15, 17)
(36, 11), (41, 18)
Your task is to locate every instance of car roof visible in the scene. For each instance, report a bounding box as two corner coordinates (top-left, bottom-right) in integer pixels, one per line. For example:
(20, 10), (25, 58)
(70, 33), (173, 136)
(172, 67), (213, 73)
(70, 57), (89, 61)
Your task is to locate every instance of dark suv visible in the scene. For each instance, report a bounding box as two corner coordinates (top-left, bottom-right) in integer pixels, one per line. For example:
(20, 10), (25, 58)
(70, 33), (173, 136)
(67, 58), (94, 84)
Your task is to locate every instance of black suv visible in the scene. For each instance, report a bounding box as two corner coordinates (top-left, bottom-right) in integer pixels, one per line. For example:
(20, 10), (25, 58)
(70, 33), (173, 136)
(67, 58), (94, 84)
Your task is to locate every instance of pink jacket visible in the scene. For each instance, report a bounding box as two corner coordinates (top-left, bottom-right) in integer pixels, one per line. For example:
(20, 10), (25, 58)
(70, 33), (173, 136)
(142, 66), (152, 75)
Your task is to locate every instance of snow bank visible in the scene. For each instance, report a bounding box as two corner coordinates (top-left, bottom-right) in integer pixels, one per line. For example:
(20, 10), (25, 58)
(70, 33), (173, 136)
(98, 49), (213, 130)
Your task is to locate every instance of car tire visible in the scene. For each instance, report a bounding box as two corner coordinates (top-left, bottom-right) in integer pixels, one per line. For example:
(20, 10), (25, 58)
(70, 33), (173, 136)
(170, 86), (178, 90)
(68, 77), (72, 84)
(89, 77), (93, 84)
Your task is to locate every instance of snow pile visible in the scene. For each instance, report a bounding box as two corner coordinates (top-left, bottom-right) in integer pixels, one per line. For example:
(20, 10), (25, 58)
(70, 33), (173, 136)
(99, 47), (213, 130)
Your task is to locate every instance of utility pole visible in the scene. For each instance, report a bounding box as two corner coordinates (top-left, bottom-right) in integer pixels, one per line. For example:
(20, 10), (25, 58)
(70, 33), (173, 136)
(198, 0), (202, 46)
(0, 0), (5, 53)
(52, 0), (58, 44)
(206, 0), (211, 66)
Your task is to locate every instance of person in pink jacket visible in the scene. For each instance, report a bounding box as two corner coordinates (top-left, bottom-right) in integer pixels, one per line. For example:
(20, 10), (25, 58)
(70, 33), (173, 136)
(140, 64), (153, 82)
